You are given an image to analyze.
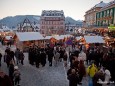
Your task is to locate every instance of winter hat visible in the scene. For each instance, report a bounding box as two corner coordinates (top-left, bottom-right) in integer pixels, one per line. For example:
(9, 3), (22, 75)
(14, 66), (18, 70)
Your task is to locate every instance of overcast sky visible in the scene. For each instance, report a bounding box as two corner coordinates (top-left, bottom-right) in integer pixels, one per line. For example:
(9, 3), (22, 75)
(0, 0), (112, 20)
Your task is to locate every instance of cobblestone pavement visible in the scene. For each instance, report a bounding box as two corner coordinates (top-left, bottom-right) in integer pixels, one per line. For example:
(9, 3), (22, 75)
(0, 45), (114, 86)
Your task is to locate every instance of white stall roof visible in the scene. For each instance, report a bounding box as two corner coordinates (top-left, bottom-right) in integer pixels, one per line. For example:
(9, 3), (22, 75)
(84, 36), (105, 43)
(44, 36), (52, 40)
(45, 34), (73, 40)
(53, 35), (62, 40)
(16, 32), (44, 41)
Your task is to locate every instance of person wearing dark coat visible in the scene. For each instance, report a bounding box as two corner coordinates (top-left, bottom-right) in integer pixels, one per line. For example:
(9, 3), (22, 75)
(88, 49), (95, 63)
(86, 49), (90, 65)
(9, 61), (14, 85)
(0, 53), (2, 67)
(78, 60), (86, 83)
(9, 51), (15, 62)
(47, 49), (54, 66)
(32, 48), (36, 65)
(0, 70), (13, 86)
(63, 51), (68, 67)
(19, 51), (24, 65)
(67, 68), (74, 76)
(67, 69), (79, 86)
(74, 50), (80, 57)
(14, 48), (20, 65)
(28, 46), (32, 64)
(5, 47), (10, 54)
(35, 48), (40, 68)
(40, 51), (46, 67)
(93, 70), (105, 86)
(6, 53), (12, 67)
(94, 50), (101, 67)
(59, 48), (65, 62)
(69, 53), (75, 68)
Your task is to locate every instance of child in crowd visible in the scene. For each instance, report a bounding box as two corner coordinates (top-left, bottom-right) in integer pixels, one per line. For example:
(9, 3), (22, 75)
(13, 66), (21, 86)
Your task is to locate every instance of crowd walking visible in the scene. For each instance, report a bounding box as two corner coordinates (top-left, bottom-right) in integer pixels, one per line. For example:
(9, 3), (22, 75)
(0, 41), (115, 86)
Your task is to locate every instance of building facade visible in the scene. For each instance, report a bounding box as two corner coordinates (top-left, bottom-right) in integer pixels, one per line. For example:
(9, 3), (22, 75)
(96, 1), (115, 26)
(40, 10), (65, 36)
(17, 18), (40, 32)
(84, 1), (106, 27)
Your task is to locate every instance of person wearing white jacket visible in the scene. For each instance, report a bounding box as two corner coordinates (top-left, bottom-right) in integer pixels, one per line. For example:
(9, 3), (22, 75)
(78, 51), (86, 65)
(104, 69), (111, 86)
(98, 68), (111, 86)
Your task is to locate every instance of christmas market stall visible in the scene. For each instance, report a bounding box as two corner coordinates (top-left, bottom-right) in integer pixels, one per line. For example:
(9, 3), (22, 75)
(13, 32), (44, 51)
(76, 36), (105, 50)
(106, 24), (115, 47)
(44, 34), (73, 47)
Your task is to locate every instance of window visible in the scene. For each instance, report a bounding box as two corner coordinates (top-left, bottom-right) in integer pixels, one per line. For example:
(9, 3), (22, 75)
(48, 21), (50, 24)
(97, 13), (99, 18)
(42, 26), (44, 29)
(110, 9), (113, 16)
(53, 21), (55, 24)
(107, 10), (110, 16)
(103, 20), (105, 25)
(100, 12), (102, 18)
(61, 26), (63, 29)
(49, 21), (51, 25)
(46, 26), (48, 29)
(106, 20), (108, 25)
(104, 11), (106, 17)
(61, 22), (63, 25)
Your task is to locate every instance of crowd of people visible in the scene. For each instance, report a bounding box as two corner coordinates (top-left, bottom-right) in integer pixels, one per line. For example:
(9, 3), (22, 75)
(27, 43), (115, 86)
(66, 44), (115, 86)
(0, 47), (22, 86)
(28, 45), (66, 67)
(0, 41), (115, 86)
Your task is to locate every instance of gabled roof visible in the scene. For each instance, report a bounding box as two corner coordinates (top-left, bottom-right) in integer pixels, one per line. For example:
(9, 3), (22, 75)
(22, 18), (33, 27)
(95, 1), (107, 7)
(85, 1), (107, 13)
(16, 32), (44, 41)
(101, 0), (115, 10)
